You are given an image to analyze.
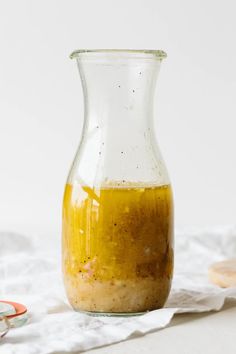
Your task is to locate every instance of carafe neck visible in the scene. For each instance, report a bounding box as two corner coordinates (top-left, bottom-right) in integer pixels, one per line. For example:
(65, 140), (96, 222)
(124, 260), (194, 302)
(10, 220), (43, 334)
(76, 51), (162, 132)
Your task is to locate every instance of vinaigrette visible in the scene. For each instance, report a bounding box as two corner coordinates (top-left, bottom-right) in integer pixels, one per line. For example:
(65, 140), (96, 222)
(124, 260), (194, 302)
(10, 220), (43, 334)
(62, 182), (173, 313)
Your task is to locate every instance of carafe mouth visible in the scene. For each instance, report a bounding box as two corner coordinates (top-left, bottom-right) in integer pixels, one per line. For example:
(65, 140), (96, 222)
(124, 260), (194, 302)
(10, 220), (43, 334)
(70, 49), (167, 60)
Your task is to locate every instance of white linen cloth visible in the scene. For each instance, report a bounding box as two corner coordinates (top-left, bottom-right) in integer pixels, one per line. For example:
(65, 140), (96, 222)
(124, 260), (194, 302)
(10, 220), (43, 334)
(1, 226), (236, 354)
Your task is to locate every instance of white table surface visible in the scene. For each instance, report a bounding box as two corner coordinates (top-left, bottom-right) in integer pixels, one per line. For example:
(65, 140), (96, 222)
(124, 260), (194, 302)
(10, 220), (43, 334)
(83, 299), (236, 354)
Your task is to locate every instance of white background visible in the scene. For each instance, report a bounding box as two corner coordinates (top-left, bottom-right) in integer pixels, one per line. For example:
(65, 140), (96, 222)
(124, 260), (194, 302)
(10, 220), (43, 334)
(0, 0), (236, 240)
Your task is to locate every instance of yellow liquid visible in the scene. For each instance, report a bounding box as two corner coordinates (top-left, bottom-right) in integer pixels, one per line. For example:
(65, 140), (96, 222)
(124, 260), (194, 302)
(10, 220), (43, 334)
(62, 183), (174, 313)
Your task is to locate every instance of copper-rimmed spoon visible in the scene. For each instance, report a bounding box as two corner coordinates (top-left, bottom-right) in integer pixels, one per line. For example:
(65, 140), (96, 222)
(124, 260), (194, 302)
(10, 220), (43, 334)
(0, 301), (27, 338)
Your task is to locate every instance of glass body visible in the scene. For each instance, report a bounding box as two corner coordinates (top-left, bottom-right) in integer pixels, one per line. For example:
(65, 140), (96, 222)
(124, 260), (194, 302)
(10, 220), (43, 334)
(62, 50), (174, 315)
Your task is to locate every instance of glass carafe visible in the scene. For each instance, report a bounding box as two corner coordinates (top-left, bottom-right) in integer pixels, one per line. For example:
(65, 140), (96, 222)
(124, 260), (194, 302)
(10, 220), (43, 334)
(62, 49), (174, 315)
